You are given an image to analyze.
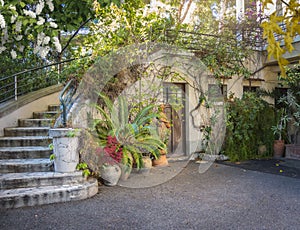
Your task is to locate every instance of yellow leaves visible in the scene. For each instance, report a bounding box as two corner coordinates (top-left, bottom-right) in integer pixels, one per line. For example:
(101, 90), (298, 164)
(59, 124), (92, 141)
(261, 0), (300, 77)
(284, 33), (294, 53)
(262, 0), (274, 9)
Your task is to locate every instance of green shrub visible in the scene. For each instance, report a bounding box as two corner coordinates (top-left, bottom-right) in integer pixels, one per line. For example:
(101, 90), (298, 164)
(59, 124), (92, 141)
(223, 92), (276, 162)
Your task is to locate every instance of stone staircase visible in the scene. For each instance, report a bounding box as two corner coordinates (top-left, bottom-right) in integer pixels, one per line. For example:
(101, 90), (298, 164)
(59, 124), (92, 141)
(0, 105), (98, 209)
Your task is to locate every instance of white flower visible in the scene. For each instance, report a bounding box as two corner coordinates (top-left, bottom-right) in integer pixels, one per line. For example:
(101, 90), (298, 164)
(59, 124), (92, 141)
(37, 17), (45, 25)
(36, 0), (45, 15)
(43, 36), (50, 45)
(18, 45), (24, 52)
(3, 27), (8, 41)
(0, 0), (4, 7)
(52, 37), (61, 53)
(49, 22), (58, 28)
(11, 50), (17, 59)
(9, 5), (16, 10)
(15, 21), (22, 32)
(33, 46), (40, 54)
(0, 46), (6, 54)
(46, 0), (54, 12)
(11, 14), (17, 23)
(23, 10), (36, 19)
(37, 32), (45, 46)
(0, 14), (6, 29)
(15, 35), (23, 41)
(40, 46), (50, 59)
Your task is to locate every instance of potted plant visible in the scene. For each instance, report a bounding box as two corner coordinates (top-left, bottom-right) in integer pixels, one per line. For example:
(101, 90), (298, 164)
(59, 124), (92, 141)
(98, 137), (123, 186)
(152, 104), (171, 167)
(49, 128), (81, 172)
(279, 90), (300, 159)
(93, 93), (166, 179)
(271, 108), (290, 158)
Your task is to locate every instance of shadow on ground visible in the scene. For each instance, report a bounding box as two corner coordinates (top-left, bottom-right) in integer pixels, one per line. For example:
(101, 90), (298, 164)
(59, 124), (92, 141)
(217, 158), (300, 179)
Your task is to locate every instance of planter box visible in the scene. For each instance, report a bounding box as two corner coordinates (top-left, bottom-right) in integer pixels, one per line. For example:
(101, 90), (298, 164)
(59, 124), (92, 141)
(49, 128), (81, 173)
(285, 144), (300, 160)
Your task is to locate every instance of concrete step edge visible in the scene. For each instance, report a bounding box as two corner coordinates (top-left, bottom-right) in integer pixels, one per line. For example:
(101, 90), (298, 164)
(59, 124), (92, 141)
(0, 178), (98, 209)
(0, 171), (85, 189)
(0, 158), (51, 165)
(0, 146), (51, 152)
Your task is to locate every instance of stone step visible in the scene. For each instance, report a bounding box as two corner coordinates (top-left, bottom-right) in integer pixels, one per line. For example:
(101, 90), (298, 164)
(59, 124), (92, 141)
(48, 105), (60, 112)
(0, 178), (98, 209)
(4, 127), (50, 137)
(18, 119), (54, 127)
(0, 146), (52, 159)
(0, 136), (52, 147)
(0, 171), (85, 190)
(0, 158), (52, 173)
(33, 111), (59, 119)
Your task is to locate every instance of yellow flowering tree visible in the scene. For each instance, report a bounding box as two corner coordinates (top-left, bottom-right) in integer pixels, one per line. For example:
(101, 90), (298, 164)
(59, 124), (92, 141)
(261, 0), (300, 76)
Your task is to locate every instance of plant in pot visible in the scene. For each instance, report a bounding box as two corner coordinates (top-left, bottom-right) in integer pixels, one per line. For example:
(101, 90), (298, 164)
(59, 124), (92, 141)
(93, 93), (166, 179)
(98, 136), (123, 186)
(152, 104), (171, 167)
(271, 108), (290, 158)
(278, 90), (300, 159)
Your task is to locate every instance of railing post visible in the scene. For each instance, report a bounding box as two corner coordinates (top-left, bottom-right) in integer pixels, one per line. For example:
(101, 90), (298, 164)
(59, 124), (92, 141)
(14, 75), (18, 101)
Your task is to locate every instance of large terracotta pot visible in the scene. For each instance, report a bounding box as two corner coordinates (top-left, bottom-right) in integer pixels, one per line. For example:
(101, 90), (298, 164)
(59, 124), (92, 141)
(273, 140), (285, 158)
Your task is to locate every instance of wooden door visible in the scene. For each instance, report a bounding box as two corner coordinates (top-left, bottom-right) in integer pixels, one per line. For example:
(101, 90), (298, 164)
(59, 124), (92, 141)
(163, 83), (186, 156)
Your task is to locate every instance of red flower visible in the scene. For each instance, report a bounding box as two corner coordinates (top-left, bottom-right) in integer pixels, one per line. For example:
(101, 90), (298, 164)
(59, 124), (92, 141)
(103, 136), (123, 164)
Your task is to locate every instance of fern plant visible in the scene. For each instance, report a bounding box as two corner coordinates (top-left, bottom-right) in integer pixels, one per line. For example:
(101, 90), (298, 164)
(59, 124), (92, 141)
(93, 93), (166, 168)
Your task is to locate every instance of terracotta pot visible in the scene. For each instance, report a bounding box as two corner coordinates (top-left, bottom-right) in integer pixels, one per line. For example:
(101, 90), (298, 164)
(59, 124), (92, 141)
(135, 156), (152, 175)
(273, 140), (285, 158)
(152, 150), (168, 167)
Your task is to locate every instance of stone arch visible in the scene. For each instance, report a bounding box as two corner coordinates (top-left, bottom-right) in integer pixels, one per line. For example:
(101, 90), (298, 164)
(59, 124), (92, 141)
(67, 42), (225, 183)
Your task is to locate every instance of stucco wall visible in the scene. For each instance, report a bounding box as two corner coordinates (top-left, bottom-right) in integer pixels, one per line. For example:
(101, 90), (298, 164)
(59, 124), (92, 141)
(0, 85), (62, 136)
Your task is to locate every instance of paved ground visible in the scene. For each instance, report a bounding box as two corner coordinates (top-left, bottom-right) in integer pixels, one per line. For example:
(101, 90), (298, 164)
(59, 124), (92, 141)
(1, 160), (300, 230)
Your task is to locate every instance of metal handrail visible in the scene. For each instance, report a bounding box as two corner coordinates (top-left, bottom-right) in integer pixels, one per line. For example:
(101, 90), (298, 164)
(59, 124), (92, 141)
(0, 58), (77, 105)
(59, 79), (77, 127)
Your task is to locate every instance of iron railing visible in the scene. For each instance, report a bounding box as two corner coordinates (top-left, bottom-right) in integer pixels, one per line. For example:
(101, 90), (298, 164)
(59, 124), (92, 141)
(59, 79), (77, 127)
(0, 58), (76, 105)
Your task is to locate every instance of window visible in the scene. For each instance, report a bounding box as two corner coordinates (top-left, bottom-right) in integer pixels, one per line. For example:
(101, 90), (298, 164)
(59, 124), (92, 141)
(243, 86), (259, 93)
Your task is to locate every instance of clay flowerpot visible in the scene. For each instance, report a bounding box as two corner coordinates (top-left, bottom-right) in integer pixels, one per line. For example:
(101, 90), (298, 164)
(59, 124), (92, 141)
(136, 156), (152, 175)
(100, 164), (121, 186)
(152, 150), (168, 167)
(273, 140), (285, 158)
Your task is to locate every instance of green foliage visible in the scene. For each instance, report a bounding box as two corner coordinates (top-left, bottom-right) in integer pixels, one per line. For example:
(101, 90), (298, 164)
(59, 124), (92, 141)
(278, 65), (300, 143)
(76, 162), (91, 177)
(49, 143), (54, 150)
(224, 92), (276, 162)
(49, 153), (55, 161)
(271, 108), (290, 140)
(86, 0), (173, 57)
(94, 93), (166, 168)
(66, 128), (81, 138)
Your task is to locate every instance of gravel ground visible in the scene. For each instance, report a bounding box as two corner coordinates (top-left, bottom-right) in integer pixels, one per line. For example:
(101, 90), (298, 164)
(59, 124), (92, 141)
(1, 161), (300, 230)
